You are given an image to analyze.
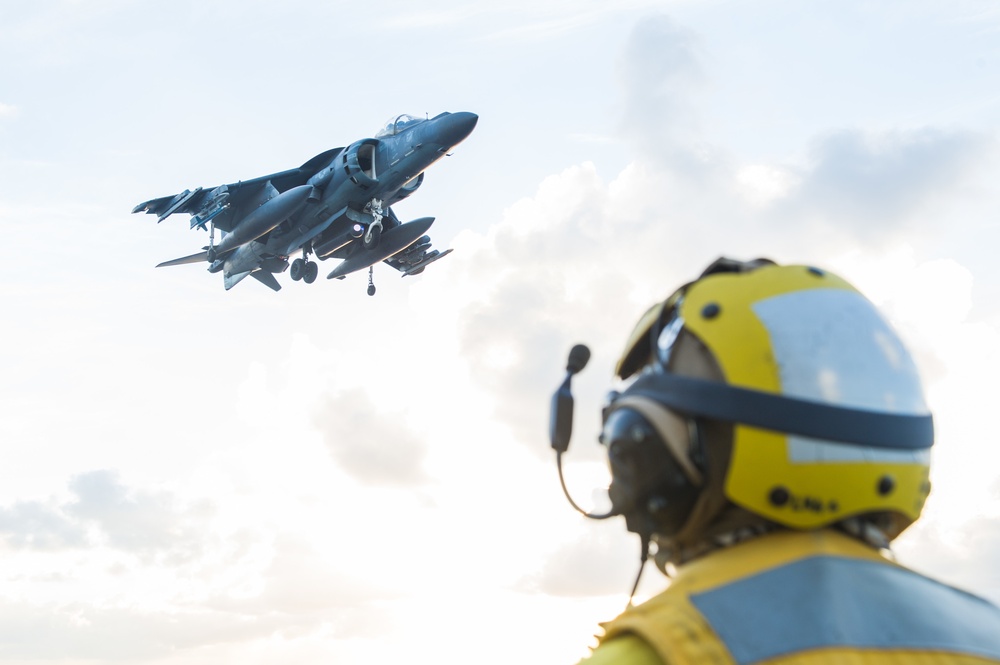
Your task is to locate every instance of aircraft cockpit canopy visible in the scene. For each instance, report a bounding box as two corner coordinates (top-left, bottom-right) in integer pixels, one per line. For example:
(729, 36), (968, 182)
(375, 114), (425, 138)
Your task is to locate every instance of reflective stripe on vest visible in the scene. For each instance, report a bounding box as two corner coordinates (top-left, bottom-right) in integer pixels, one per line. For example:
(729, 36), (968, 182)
(689, 556), (1000, 665)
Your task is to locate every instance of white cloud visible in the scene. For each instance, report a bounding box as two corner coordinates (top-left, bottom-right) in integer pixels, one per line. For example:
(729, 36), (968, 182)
(0, 470), (213, 559)
(736, 164), (800, 206)
(0, 501), (86, 551)
(827, 250), (1000, 572)
(782, 128), (993, 234)
(65, 470), (214, 560)
(520, 525), (643, 597)
(617, 14), (710, 167)
(386, 1), (662, 39)
(313, 390), (431, 486)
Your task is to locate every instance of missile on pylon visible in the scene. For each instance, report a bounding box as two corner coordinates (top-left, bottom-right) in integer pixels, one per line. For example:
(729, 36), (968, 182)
(401, 248), (453, 276)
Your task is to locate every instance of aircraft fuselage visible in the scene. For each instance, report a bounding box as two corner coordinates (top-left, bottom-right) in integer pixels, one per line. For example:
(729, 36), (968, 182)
(263, 111), (478, 262)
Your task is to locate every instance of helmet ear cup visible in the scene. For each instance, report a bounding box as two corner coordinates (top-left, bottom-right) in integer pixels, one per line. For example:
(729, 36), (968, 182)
(602, 408), (701, 538)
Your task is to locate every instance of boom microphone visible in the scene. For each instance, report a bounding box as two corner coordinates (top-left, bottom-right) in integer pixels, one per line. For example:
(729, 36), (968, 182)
(549, 342), (617, 521)
(566, 344), (591, 375)
(551, 344), (590, 453)
(552, 343), (653, 606)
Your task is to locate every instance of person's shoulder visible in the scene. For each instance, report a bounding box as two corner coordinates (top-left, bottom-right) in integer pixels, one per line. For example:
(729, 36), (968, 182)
(577, 633), (665, 665)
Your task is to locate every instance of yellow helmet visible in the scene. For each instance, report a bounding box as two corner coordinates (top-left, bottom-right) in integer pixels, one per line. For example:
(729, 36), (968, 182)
(609, 258), (933, 544)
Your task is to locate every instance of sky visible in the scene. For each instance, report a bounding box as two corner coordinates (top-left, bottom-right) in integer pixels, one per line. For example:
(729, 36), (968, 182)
(2, 0), (1000, 662)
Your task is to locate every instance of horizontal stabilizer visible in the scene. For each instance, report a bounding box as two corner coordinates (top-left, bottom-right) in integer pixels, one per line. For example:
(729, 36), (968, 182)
(224, 270), (253, 290)
(156, 251), (209, 268)
(250, 270), (282, 292)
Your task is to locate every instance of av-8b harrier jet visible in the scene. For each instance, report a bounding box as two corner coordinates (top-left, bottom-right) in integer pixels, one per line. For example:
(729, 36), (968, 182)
(132, 111), (478, 294)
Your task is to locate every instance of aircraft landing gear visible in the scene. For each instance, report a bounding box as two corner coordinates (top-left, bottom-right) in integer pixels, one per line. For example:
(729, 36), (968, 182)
(363, 199), (384, 250)
(290, 258), (305, 281)
(363, 223), (382, 250)
(290, 255), (318, 283)
(206, 221), (217, 263)
(303, 260), (318, 283)
(367, 266), (376, 296)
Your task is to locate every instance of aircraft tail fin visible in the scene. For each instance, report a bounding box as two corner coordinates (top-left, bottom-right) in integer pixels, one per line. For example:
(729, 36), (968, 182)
(250, 271), (282, 292)
(156, 251), (209, 268)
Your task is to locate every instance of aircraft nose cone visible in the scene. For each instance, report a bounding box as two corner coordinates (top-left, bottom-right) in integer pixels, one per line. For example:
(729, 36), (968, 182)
(438, 111), (478, 147)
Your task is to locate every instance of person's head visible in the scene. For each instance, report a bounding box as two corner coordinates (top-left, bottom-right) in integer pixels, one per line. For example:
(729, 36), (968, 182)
(600, 258), (934, 567)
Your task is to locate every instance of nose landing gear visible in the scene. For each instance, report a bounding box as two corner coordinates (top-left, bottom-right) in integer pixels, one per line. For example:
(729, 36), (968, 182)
(367, 266), (376, 296)
(363, 199), (384, 250)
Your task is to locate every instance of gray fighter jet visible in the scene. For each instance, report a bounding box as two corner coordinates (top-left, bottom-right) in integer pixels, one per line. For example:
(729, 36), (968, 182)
(132, 111), (478, 294)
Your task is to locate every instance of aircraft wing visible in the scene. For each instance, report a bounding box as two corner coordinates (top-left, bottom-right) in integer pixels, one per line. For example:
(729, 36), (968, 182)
(131, 147), (343, 232)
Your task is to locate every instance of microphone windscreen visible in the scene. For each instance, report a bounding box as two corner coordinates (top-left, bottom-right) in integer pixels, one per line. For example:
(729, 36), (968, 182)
(566, 344), (591, 375)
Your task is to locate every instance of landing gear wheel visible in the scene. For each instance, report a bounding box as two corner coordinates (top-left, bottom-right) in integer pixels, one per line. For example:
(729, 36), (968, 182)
(290, 258), (306, 281)
(367, 266), (376, 296)
(363, 223), (382, 250)
(303, 261), (318, 284)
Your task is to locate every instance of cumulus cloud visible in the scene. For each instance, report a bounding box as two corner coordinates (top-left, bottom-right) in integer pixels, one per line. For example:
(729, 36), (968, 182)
(0, 500), (86, 550)
(780, 128), (994, 237)
(65, 470), (214, 560)
(0, 599), (284, 661)
(611, 14), (997, 248)
(210, 534), (399, 627)
(617, 15), (714, 171)
(314, 391), (430, 486)
(519, 526), (642, 598)
(896, 511), (1000, 606)
(0, 483), (392, 659)
(0, 470), (213, 561)
(443, 163), (665, 458)
(386, 1), (660, 39)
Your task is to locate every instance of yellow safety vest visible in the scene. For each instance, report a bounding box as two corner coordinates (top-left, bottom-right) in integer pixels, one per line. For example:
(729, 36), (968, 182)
(583, 529), (1000, 665)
